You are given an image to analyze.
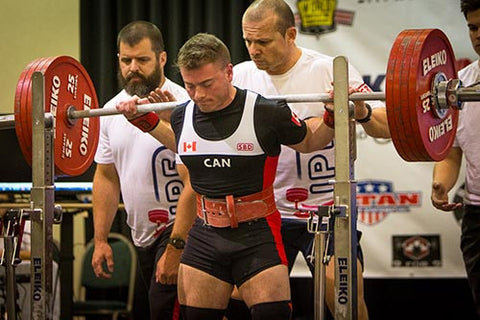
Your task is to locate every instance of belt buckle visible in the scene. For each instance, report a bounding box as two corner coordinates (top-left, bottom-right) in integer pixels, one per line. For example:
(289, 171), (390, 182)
(200, 196), (210, 226)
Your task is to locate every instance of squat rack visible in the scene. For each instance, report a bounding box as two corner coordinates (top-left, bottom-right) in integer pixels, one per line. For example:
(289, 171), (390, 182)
(19, 57), (358, 319)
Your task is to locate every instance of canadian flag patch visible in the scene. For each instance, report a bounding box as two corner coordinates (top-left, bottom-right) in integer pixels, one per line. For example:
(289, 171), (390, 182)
(291, 111), (302, 127)
(183, 141), (197, 152)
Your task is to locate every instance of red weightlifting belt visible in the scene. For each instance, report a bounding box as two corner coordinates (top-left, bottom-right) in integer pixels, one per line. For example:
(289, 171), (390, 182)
(197, 185), (277, 228)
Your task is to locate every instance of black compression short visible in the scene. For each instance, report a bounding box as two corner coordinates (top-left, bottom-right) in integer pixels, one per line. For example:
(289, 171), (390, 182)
(181, 212), (287, 286)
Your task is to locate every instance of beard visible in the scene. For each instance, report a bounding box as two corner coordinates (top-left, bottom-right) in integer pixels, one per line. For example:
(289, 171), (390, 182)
(118, 63), (162, 98)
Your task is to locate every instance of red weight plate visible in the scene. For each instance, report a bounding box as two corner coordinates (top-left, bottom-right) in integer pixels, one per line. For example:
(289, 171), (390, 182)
(15, 56), (99, 176)
(408, 29), (458, 161)
(15, 57), (51, 164)
(19, 57), (56, 164)
(397, 30), (426, 161)
(14, 58), (40, 161)
(43, 56), (100, 176)
(22, 57), (56, 152)
(385, 30), (406, 158)
(393, 30), (421, 161)
(386, 29), (418, 160)
(406, 30), (434, 161)
(21, 57), (56, 163)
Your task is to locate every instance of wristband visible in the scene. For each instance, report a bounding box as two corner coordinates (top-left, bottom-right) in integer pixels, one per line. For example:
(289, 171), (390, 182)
(356, 103), (372, 123)
(168, 237), (185, 249)
(129, 112), (160, 132)
(323, 107), (334, 129)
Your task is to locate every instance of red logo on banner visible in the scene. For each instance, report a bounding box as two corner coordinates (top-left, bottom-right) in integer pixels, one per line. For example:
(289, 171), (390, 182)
(183, 141), (197, 152)
(402, 236), (431, 260)
(358, 211), (388, 225)
(392, 234), (441, 267)
(356, 180), (422, 225)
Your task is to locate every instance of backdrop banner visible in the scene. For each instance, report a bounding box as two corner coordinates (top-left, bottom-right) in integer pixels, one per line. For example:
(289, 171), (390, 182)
(287, 0), (470, 278)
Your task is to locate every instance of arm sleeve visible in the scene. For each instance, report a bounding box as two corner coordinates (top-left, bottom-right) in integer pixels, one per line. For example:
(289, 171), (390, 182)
(255, 97), (307, 155)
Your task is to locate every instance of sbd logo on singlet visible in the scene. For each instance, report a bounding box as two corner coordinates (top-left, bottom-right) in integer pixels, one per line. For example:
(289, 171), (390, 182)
(237, 143), (254, 151)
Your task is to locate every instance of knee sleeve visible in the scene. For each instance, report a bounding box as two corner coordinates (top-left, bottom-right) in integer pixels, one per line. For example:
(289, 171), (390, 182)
(225, 298), (251, 320)
(250, 300), (292, 320)
(180, 305), (225, 320)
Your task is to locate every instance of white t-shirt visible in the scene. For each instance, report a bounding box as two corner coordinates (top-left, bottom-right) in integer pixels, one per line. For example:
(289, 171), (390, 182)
(233, 47), (383, 220)
(94, 78), (189, 246)
(455, 60), (480, 205)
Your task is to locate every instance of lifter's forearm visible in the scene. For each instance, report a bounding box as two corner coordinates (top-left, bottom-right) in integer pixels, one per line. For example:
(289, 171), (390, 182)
(150, 120), (178, 153)
(291, 117), (334, 153)
(360, 107), (390, 139)
(170, 164), (197, 241)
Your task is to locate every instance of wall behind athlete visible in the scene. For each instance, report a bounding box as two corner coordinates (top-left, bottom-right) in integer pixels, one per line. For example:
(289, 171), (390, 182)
(0, 0), (79, 115)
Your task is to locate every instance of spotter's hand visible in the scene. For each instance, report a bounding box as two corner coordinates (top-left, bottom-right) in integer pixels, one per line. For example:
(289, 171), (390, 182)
(148, 89), (178, 122)
(115, 95), (150, 120)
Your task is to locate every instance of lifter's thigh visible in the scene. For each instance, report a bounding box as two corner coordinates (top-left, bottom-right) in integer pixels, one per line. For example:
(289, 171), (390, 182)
(178, 263), (233, 309)
(238, 264), (290, 308)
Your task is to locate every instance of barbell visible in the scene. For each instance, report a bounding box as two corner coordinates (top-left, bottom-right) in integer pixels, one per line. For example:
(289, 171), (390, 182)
(4, 28), (479, 177)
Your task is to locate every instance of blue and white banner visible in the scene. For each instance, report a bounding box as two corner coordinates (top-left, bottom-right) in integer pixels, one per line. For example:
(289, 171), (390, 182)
(287, 0), (470, 278)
